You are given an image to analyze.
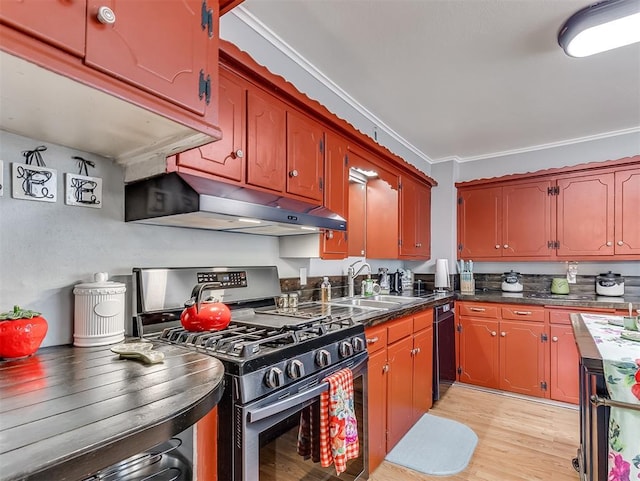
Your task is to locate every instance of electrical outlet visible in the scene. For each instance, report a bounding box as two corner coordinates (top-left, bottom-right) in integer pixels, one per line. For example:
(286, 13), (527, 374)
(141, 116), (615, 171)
(299, 267), (307, 287)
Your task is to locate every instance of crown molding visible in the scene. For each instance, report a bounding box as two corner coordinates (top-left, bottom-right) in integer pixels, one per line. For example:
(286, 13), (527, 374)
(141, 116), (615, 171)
(436, 126), (640, 163)
(230, 6), (433, 165)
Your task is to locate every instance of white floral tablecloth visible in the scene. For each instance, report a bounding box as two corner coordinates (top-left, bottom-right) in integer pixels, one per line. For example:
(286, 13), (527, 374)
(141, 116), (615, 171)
(581, 314), (640, 481)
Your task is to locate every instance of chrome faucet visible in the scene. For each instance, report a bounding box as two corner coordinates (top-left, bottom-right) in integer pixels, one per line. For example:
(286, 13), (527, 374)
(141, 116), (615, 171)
(347, 260), (371, 298)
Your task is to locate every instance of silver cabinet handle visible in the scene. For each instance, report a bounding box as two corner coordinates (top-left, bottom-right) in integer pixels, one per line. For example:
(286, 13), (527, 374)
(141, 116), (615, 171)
(503, 244), (509, 249)
(501, 332), (506, 337)
(491, 331), (497, 336)
(495, 245), (501, 249)
(514, 311), (532, 315)
(382, 364), (389, 373)
(552, 336), (559, 342)
(234, 149), (244, 158)
(606, 241), (612, 246)
(618, 240), (624, 246)
(289, 169), (299, 177)
(470, 307), (486, 312)
(97, 6), (116, 24)
(366, 337), (379, 344)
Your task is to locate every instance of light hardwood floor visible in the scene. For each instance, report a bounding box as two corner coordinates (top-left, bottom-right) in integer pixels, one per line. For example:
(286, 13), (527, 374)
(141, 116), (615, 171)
(370, 383), (580, 481)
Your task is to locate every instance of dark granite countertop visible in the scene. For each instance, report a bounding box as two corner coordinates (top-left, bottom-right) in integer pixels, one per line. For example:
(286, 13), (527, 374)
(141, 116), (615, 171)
(350, 289), (639, 328)
(0, 341), (225, 481)
(455, 290), (640, 310)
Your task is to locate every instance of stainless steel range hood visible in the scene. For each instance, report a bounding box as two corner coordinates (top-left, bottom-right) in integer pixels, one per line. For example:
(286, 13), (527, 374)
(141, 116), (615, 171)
(125, 173), (346, 236)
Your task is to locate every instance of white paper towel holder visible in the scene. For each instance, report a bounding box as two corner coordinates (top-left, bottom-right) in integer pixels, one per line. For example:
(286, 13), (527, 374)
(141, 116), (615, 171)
(434, 259), (451, 292)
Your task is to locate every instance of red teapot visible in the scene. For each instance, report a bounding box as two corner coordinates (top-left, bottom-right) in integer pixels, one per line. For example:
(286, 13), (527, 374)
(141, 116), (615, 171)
(180, 283), (231, 332)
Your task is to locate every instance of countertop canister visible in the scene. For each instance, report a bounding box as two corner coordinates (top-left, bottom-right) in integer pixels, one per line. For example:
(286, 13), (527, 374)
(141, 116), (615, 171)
(73, 272), (126, 347)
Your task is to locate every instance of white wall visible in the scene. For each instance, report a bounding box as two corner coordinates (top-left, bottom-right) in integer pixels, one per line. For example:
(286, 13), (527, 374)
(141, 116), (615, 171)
(0, 131), (284, 347)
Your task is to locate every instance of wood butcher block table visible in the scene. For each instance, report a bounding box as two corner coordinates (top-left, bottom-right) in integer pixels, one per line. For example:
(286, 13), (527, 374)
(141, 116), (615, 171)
(0, 341), (225, 481)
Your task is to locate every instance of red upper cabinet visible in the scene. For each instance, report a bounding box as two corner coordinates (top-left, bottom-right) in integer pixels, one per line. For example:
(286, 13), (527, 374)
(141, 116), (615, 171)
(457, 157), (639, 261)
(85, 0), (219, 116)
(556, 172), (615, 256)
(366, 176), (399, 259)
(175, 69), (246, 182)
(286, 110), (324, 202)
(400, 176), (432, 259)
(0, 0), (86, 56)
(501, 180), (553, 257)
(458, 186), (502, 258)
(246, 87), (287, 193)
(615, 167), (640, 255)
(458, 180), (552, 259)
(321, 131), (349, 259)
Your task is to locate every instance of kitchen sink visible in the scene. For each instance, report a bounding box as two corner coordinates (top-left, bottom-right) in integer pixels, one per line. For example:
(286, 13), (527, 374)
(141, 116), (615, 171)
(368, 295), (423, 304)
(329, 295), (424, 310)
(329, 298), (401, 310)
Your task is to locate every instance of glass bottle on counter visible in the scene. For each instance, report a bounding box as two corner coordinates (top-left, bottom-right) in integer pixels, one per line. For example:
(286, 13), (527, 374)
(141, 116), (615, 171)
(321, 277), (331, 302)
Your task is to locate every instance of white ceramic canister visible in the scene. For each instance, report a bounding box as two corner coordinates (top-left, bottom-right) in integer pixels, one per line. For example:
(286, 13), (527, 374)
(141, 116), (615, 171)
(73, 272), (126, 347)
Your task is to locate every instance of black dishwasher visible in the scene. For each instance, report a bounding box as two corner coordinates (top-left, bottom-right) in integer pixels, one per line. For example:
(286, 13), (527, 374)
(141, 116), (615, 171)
(433, 300), (456, 402)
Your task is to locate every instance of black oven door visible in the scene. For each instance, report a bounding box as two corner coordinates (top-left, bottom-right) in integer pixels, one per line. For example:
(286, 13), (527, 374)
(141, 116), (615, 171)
(237, 352), (368, 481)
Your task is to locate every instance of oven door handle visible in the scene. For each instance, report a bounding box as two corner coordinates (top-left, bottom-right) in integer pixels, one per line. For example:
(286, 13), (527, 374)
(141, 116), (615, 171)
(247, 382), (329, 423)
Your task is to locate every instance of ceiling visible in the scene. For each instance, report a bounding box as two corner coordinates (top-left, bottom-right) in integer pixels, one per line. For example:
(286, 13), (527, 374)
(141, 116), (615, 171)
(229, 0), (640, 163)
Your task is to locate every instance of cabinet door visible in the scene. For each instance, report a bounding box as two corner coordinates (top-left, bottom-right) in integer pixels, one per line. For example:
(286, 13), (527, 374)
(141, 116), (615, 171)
(367, 348), (387, 474)
(550, 324), (579, 404)
(286, 110), (324, 202)
(175, 70), (246, 181)
(321, 132), (349, 259)
(614, 167), (640, 255)
(458, 186), (502, 258)
(499, 320), (546, 397)
(246, 88), (286, 193)
(412, 326), (433, 422)
(415, 182), (432, 258)
(0, 0), (86, 56)
(556, 172), (615, 256)
(502, 180), (553, 257)
(386, 336), (414, 451)
(399, 176), (419, 257)
(196, 407), (218, 481)
(348, 182), (366, 256)
(85, 0), (218, 115)
(458, 317), (499, 389)
(366, 177), (399, 259)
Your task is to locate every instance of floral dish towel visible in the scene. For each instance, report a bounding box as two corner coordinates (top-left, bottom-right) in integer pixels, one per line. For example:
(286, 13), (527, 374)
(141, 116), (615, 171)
(604, 359), (640, 481)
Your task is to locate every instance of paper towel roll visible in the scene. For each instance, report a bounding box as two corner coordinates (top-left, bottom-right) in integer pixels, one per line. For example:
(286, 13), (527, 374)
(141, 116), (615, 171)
(435, 259), (450, 290)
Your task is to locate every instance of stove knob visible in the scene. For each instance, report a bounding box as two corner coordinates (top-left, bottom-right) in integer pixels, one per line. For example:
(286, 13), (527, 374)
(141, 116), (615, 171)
(351, 337), (365, 352)
(264, 367), (284, 389)
(315, 349), (331, 367)
(287, 359), (305, 379)
(339, 341), (354, 358)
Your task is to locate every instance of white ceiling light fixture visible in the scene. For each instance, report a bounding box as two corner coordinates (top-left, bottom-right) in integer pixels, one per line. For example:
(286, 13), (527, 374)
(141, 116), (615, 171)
(558, 0), (640, 57)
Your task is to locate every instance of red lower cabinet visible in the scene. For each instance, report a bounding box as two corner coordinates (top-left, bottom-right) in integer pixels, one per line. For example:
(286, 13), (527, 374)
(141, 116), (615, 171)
(549, 324), (580, 404)
(367, 346), (388, 473)
(365, 309), (434, 474)
(196, 407), (218, 481)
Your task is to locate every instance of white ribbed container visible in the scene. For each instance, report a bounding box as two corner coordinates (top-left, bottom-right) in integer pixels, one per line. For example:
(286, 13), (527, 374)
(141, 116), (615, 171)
(73, 272), (126, 347)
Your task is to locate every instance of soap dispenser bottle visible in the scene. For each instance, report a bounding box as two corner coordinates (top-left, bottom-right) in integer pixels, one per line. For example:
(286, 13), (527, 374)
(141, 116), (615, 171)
(320, 277), (331, 302)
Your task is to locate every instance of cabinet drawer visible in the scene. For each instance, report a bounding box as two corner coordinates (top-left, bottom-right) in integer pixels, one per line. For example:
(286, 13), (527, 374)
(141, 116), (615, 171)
(413, 309), (433, 332)
(365, 325), (387, 353)
(458, 302), (499, 318)
(547, 307), (616, 325)
(501, 306), (544, 322)
(387, 317), (413, 344)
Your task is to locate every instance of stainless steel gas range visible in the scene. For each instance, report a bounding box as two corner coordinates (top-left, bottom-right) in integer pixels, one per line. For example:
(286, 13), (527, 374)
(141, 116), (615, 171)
(133, 266), (370, 481)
